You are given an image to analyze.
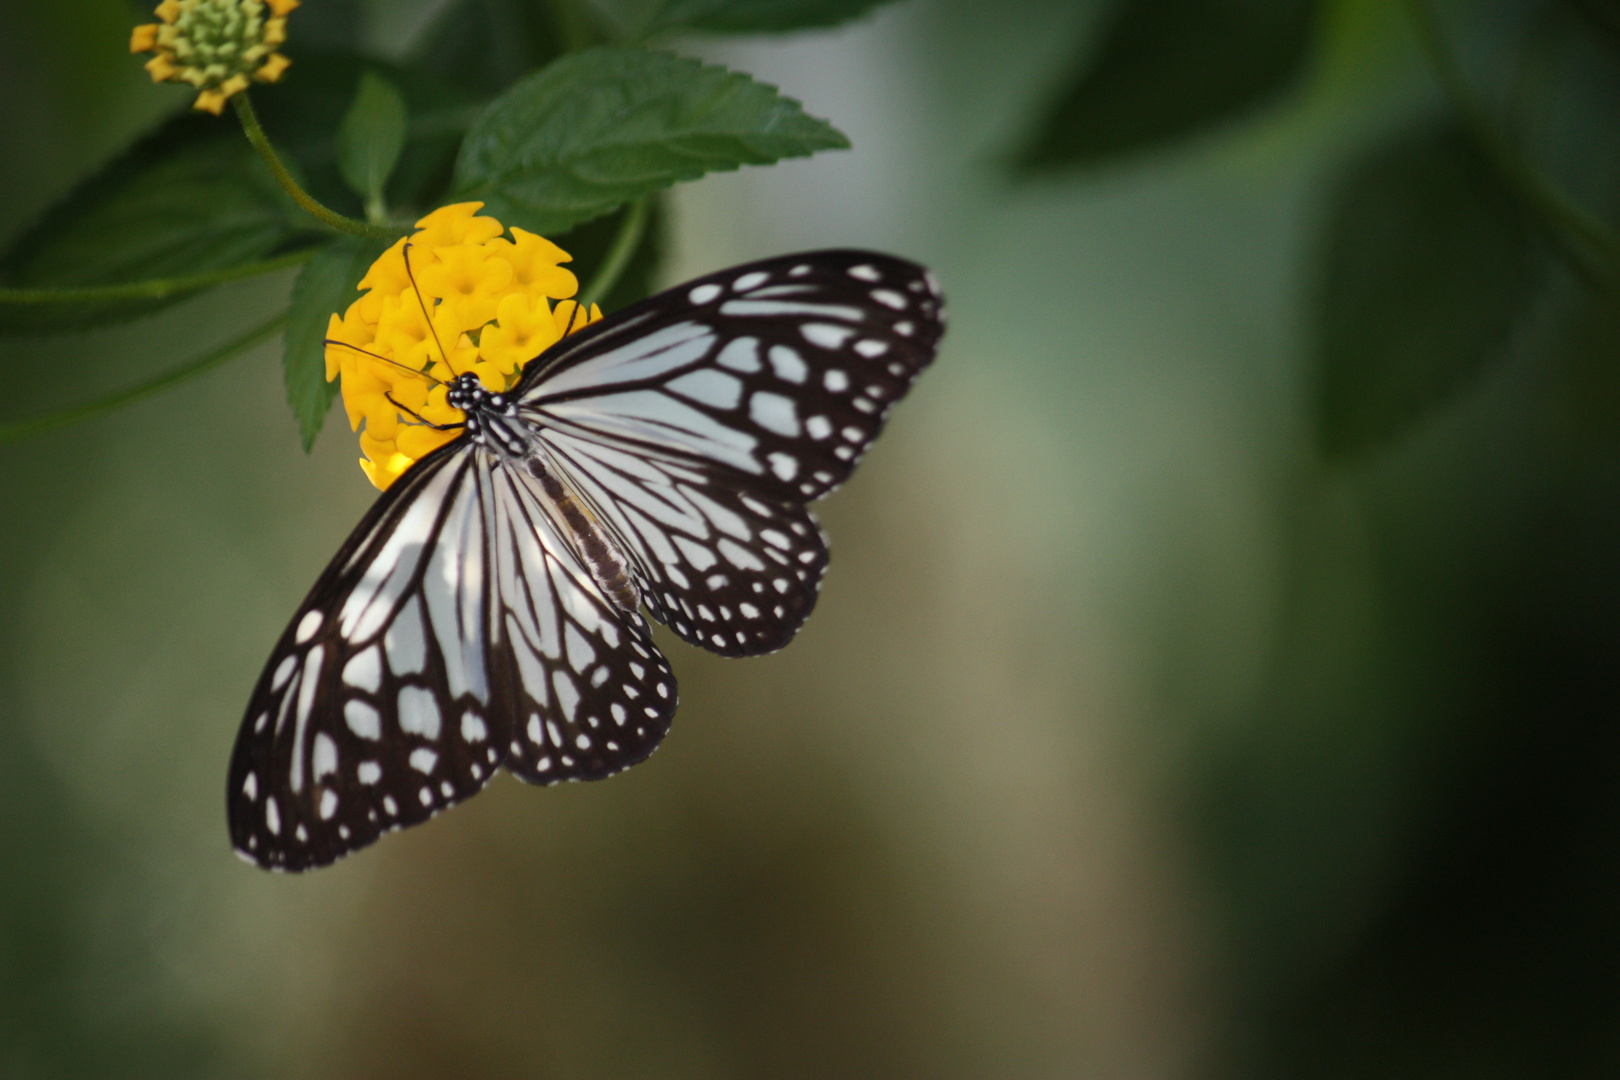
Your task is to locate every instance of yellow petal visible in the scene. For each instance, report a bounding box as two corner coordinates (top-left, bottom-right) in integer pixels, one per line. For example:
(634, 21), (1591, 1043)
(413, 203), (505, 248)
(192, 89), (228, 115)
(255, 53), (291, 82)
(130, 24), (158, 52)
(268, 0), (302, 15)
(154, 0), (182, 22)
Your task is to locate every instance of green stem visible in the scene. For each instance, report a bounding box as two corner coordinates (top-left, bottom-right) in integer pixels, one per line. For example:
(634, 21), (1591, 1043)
(0, 248), (317, 305)
(1407, 0), (1620, 290)
(233, 93), (398, 240)
(0, 313), (286, 443)
(579, 198), (650, 309)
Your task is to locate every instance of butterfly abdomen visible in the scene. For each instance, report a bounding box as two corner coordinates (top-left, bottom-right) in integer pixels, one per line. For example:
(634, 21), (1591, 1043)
(522, 456), (641, 614)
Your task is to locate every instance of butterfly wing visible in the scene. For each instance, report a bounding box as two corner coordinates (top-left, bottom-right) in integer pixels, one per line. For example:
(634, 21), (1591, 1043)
(480, 455), (678, 787)
(517, 250), (944, 657)
(227, 441), (507, 870)
(228, 444), (680, 870)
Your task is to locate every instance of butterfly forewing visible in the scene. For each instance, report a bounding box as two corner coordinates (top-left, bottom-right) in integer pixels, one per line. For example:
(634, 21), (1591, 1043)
(520, 251), (943, 656)
(228, 447), (509, 870)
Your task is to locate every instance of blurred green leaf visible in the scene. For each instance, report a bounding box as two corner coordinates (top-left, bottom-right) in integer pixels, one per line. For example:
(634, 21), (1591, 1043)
(283, 236), (389, 450)
(1012, 0), (1316, 171)
(336, 71), (408, 212)
(254, 49), (482, 221)
(0, 130), (306, 334)
(639, 0), (896, 35)
(1315, 123), (1545, 459)
(452, 47), (847, 234)
(408, 0), (573, 95)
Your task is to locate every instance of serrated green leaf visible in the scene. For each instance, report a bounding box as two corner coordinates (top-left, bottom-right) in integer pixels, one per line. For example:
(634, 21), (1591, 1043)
(1012, 0), (1316, 172)
(638, 0), (895, 35)
(1314, 123), (1545, 459)
(283, 236), (391, 451)
(0, 129), (305, 334)
(452, 48), (847, 234)
(336, 71), (408, 212)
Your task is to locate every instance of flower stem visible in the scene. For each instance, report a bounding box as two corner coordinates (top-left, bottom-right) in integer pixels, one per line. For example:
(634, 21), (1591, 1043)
(0, 313), (287, 443)
(0, 248), (317, 305)
(1406, 0), (1620, 291)
(579, 198), (650, 309)
(233, 93), (399, 241)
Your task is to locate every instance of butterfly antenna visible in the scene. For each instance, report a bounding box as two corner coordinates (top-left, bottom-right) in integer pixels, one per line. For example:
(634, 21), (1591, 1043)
(386, 392), (465, 431)
(323, 339), (445, 387)
(403, 240), (460, 377)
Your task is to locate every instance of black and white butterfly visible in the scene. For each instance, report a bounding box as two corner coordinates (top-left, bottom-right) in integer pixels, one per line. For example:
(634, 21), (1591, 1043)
(228, 249), (944, 870)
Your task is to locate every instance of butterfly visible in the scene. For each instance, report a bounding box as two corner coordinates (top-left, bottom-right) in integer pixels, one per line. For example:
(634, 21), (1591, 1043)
(228, 249), (945, 870)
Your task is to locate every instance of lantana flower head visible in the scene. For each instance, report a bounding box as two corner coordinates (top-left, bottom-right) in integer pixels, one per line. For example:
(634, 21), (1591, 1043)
(130, 0), (298, 115)
(326, 203), (603, 490)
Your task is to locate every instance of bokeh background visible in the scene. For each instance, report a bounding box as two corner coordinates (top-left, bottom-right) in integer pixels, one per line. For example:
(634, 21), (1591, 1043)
(6, 0), (1620, 1076)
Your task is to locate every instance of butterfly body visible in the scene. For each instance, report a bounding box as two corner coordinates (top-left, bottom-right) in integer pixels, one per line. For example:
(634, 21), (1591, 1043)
(229, 250), (944, 871)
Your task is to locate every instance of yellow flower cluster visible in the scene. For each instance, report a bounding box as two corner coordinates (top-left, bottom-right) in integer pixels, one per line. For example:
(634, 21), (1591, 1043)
(326, 203), (603, 490)
(130, 0), (297, 115)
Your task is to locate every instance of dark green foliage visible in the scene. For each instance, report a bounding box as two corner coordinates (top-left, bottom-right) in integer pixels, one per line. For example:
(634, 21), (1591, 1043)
(639, 0), (897, 36)
(1314, 123), (1545, 459)
(1013, 0), (1317, 171)
(0, 128), (310, 333)
(453, 48), (847, 235)
(282, 236), (390, 451)
(408, 0), (576, 95)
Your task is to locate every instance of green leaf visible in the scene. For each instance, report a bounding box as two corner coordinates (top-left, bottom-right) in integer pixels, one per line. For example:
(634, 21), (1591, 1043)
(1314, 123), (1545, 459)
(283, 236), (390, 451)
(1012, 0), (1316, 172)
(336, 71), (408, 213)
(0, 124), (306, 334)
(452, 47), (847, 234)
(637, 0), (896, 35)
(252, 49), (482, 220)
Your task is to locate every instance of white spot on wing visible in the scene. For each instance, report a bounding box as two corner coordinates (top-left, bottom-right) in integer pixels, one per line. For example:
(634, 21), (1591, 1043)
(398, 685), (442, 739)
(410, 747), (439, 774)
(295, 610), (323, 643)
(358, 761), (382, 784)
(689, 283), (722, 304)
(848, 264), (881, 282)
(750, 392), (800, 437)
(805, 415), (833, 440)
(384, 596), (427, 675)
(768, 453), (798, 481)
(668, 368), (743, 409)
(342, 646), (382, 692)
(313, 733), (338, 780)
(768, 345), (808, 384)
(461, 710), (488, 742)
(345, 699), (381, 740)
(802, 323), (856, 349)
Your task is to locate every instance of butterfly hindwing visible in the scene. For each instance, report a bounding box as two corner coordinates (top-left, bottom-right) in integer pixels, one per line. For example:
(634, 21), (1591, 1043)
(482, 457), (678, 785)
(539, 428), (829, 656)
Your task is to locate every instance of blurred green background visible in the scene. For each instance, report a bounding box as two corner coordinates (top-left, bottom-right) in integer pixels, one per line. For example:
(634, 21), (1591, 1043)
(7, 0), (1620, 1076)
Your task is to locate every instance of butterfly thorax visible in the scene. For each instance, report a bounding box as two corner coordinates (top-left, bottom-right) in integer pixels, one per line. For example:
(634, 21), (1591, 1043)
(447, 373), (642, 615)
